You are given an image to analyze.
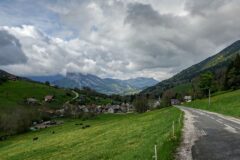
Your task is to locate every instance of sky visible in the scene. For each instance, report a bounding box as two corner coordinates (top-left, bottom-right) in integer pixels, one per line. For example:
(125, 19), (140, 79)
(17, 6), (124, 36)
(0, 0), (240, 81)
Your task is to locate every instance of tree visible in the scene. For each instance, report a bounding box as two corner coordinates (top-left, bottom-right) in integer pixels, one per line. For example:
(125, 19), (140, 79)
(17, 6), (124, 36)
(225, 54), (240, 90)
(0, 107), (37, 135)
(133, 96), (149, 113)
(45, 81), (50, 86)
(199, 72), (213, 96)
(161, 89), (176, 107)
(0, 76), (8, 85)
(191, 77), (203, 99)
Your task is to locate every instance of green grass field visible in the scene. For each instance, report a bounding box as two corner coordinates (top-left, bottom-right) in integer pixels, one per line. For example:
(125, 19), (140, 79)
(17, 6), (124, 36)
(0, 80), (73, 109)
(184, 89), (240, 118)
(0, 107), (183, 160)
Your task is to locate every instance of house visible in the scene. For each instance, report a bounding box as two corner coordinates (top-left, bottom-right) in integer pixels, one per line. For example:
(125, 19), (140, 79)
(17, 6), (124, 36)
(171, 99), (180, 105)
(8, 75), (17, 81)
(126, 104), (135, 112)
(78, 105), (89, 113)
(184, 96), (192, 102)
(96, 106), (104, 113)
(44, 95), (54, 102)
(153, 101), (160, 108)
(108, 105), (121, 113)
(87, 105), (97, 113)
(55, 109), (65, 117)
(26, 98), (38, 105)
(120, 104), (128, 113)
(153, 97), (161, 108)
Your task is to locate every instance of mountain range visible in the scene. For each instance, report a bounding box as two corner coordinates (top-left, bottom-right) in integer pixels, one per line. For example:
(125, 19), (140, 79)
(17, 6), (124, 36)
(3, 40), (240, 96)
(29, 73), (158, 95)
(141, 40), (240, 96)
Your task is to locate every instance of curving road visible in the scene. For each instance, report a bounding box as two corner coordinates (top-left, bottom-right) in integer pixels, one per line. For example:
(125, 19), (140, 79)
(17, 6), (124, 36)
(176, 106), (240, 160)
(65, 90), (79, 104)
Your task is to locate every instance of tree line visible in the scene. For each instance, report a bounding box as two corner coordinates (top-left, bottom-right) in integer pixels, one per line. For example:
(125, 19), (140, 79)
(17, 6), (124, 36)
(133, 54), (240, 111)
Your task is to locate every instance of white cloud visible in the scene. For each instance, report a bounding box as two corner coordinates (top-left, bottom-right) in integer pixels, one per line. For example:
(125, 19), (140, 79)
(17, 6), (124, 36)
(0, 0), (240, 81)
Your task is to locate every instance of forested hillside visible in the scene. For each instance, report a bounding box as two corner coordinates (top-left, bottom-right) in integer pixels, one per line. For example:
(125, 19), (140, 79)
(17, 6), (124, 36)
(142, 40), (240, 97)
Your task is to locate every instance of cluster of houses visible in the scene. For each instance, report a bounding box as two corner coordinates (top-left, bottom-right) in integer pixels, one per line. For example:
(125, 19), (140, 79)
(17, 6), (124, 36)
(171, 96), (192, 105)
(26, 95), (54, 105)
(56, 103), (135, 117)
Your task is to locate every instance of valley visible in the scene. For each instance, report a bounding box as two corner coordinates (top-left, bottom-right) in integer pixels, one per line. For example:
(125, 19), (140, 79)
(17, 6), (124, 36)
(0, 33), (240, 160)
(1, 1), (240, 159)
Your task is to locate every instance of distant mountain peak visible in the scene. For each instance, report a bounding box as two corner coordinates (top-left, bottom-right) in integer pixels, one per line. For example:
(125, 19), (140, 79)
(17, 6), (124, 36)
(28, 72), (158, 95)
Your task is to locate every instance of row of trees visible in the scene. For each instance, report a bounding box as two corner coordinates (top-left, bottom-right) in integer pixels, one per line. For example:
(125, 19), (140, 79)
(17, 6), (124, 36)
(0, 107), (39, 135)
(199, 54), (240, 97)
(153, 54), (240, 108)
(225, 54), (240, 90)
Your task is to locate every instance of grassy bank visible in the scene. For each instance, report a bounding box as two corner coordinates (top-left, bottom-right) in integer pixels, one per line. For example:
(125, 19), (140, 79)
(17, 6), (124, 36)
(184, 89), (240, 118)
(0, 107), (183, 160)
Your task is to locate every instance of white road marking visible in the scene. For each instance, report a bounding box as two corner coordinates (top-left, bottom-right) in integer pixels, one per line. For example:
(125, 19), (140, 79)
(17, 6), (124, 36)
(216, 119), (223, 124)
(224, 124), (238, 133)
(200, 129), (207, 136)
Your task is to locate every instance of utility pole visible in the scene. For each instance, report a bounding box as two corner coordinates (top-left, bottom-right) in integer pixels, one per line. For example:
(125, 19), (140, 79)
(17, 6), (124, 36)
(208, 88), (211, 107)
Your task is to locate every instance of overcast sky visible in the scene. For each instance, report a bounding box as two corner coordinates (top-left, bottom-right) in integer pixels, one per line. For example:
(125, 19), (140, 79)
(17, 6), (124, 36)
(0, 0), (240, 80)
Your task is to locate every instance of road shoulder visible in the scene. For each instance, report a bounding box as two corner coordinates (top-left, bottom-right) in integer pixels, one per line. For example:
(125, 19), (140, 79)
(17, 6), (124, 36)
(176, 107), (198, 160)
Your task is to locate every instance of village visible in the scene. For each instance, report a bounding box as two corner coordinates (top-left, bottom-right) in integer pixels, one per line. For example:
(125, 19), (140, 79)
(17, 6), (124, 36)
(25, 92), (192, 117)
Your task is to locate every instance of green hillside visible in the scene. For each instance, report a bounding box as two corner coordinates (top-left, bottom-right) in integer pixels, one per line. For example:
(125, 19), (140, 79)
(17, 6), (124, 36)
(0, 80), (73, 109)
(184, 89), (240, 118)
(0, 107), (183, 160)
(142, 40), (240, 96)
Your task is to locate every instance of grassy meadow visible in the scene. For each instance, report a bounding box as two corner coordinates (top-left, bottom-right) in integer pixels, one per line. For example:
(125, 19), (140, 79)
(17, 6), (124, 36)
(0, 80), (73, 109)
(184, 89), (240, 118)
(0, 107), (183, 160)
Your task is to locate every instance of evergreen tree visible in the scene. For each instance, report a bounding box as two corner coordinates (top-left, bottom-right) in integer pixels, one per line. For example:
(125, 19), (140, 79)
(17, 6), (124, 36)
(199, 72), (213, 96)
(225, 54), (240, 89)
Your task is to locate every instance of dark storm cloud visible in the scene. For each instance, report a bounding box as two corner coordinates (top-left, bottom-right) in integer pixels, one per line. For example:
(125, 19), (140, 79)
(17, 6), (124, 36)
(185, 0), (227, 16)
(0, 30), (27, 65)
(125, 3), (180, 28)
(124, 3), (187, 69)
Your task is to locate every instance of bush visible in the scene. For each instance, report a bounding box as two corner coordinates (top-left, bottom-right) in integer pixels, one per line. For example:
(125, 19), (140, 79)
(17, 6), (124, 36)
(133, 97), (149, 113)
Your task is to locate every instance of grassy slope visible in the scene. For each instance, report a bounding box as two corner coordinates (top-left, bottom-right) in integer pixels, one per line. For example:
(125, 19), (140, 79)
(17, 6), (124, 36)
(184, 89), (240, 118)
(171, 83), (192, 94)
(0, 80), (72, 109)
(0, 107), (183, 160)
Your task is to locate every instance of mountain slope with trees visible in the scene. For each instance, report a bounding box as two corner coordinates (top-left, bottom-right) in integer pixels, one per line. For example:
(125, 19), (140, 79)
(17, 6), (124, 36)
(141, 40), (240, 97)
(51, 73), (158, 95)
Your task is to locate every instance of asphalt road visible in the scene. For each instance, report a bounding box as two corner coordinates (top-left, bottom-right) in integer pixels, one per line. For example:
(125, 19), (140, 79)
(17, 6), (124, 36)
(177, 106), (240, 160)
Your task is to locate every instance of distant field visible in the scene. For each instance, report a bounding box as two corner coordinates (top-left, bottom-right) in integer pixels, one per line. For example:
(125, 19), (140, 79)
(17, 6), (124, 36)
(0, 80), (73, 109)
(184, 89), (240, 118)
(0, 107), (183, 160)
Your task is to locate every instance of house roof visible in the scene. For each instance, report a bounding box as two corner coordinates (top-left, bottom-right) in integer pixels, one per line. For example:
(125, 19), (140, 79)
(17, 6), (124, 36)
(27, 98), (38, 102)
(45, 95), (54, 99)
